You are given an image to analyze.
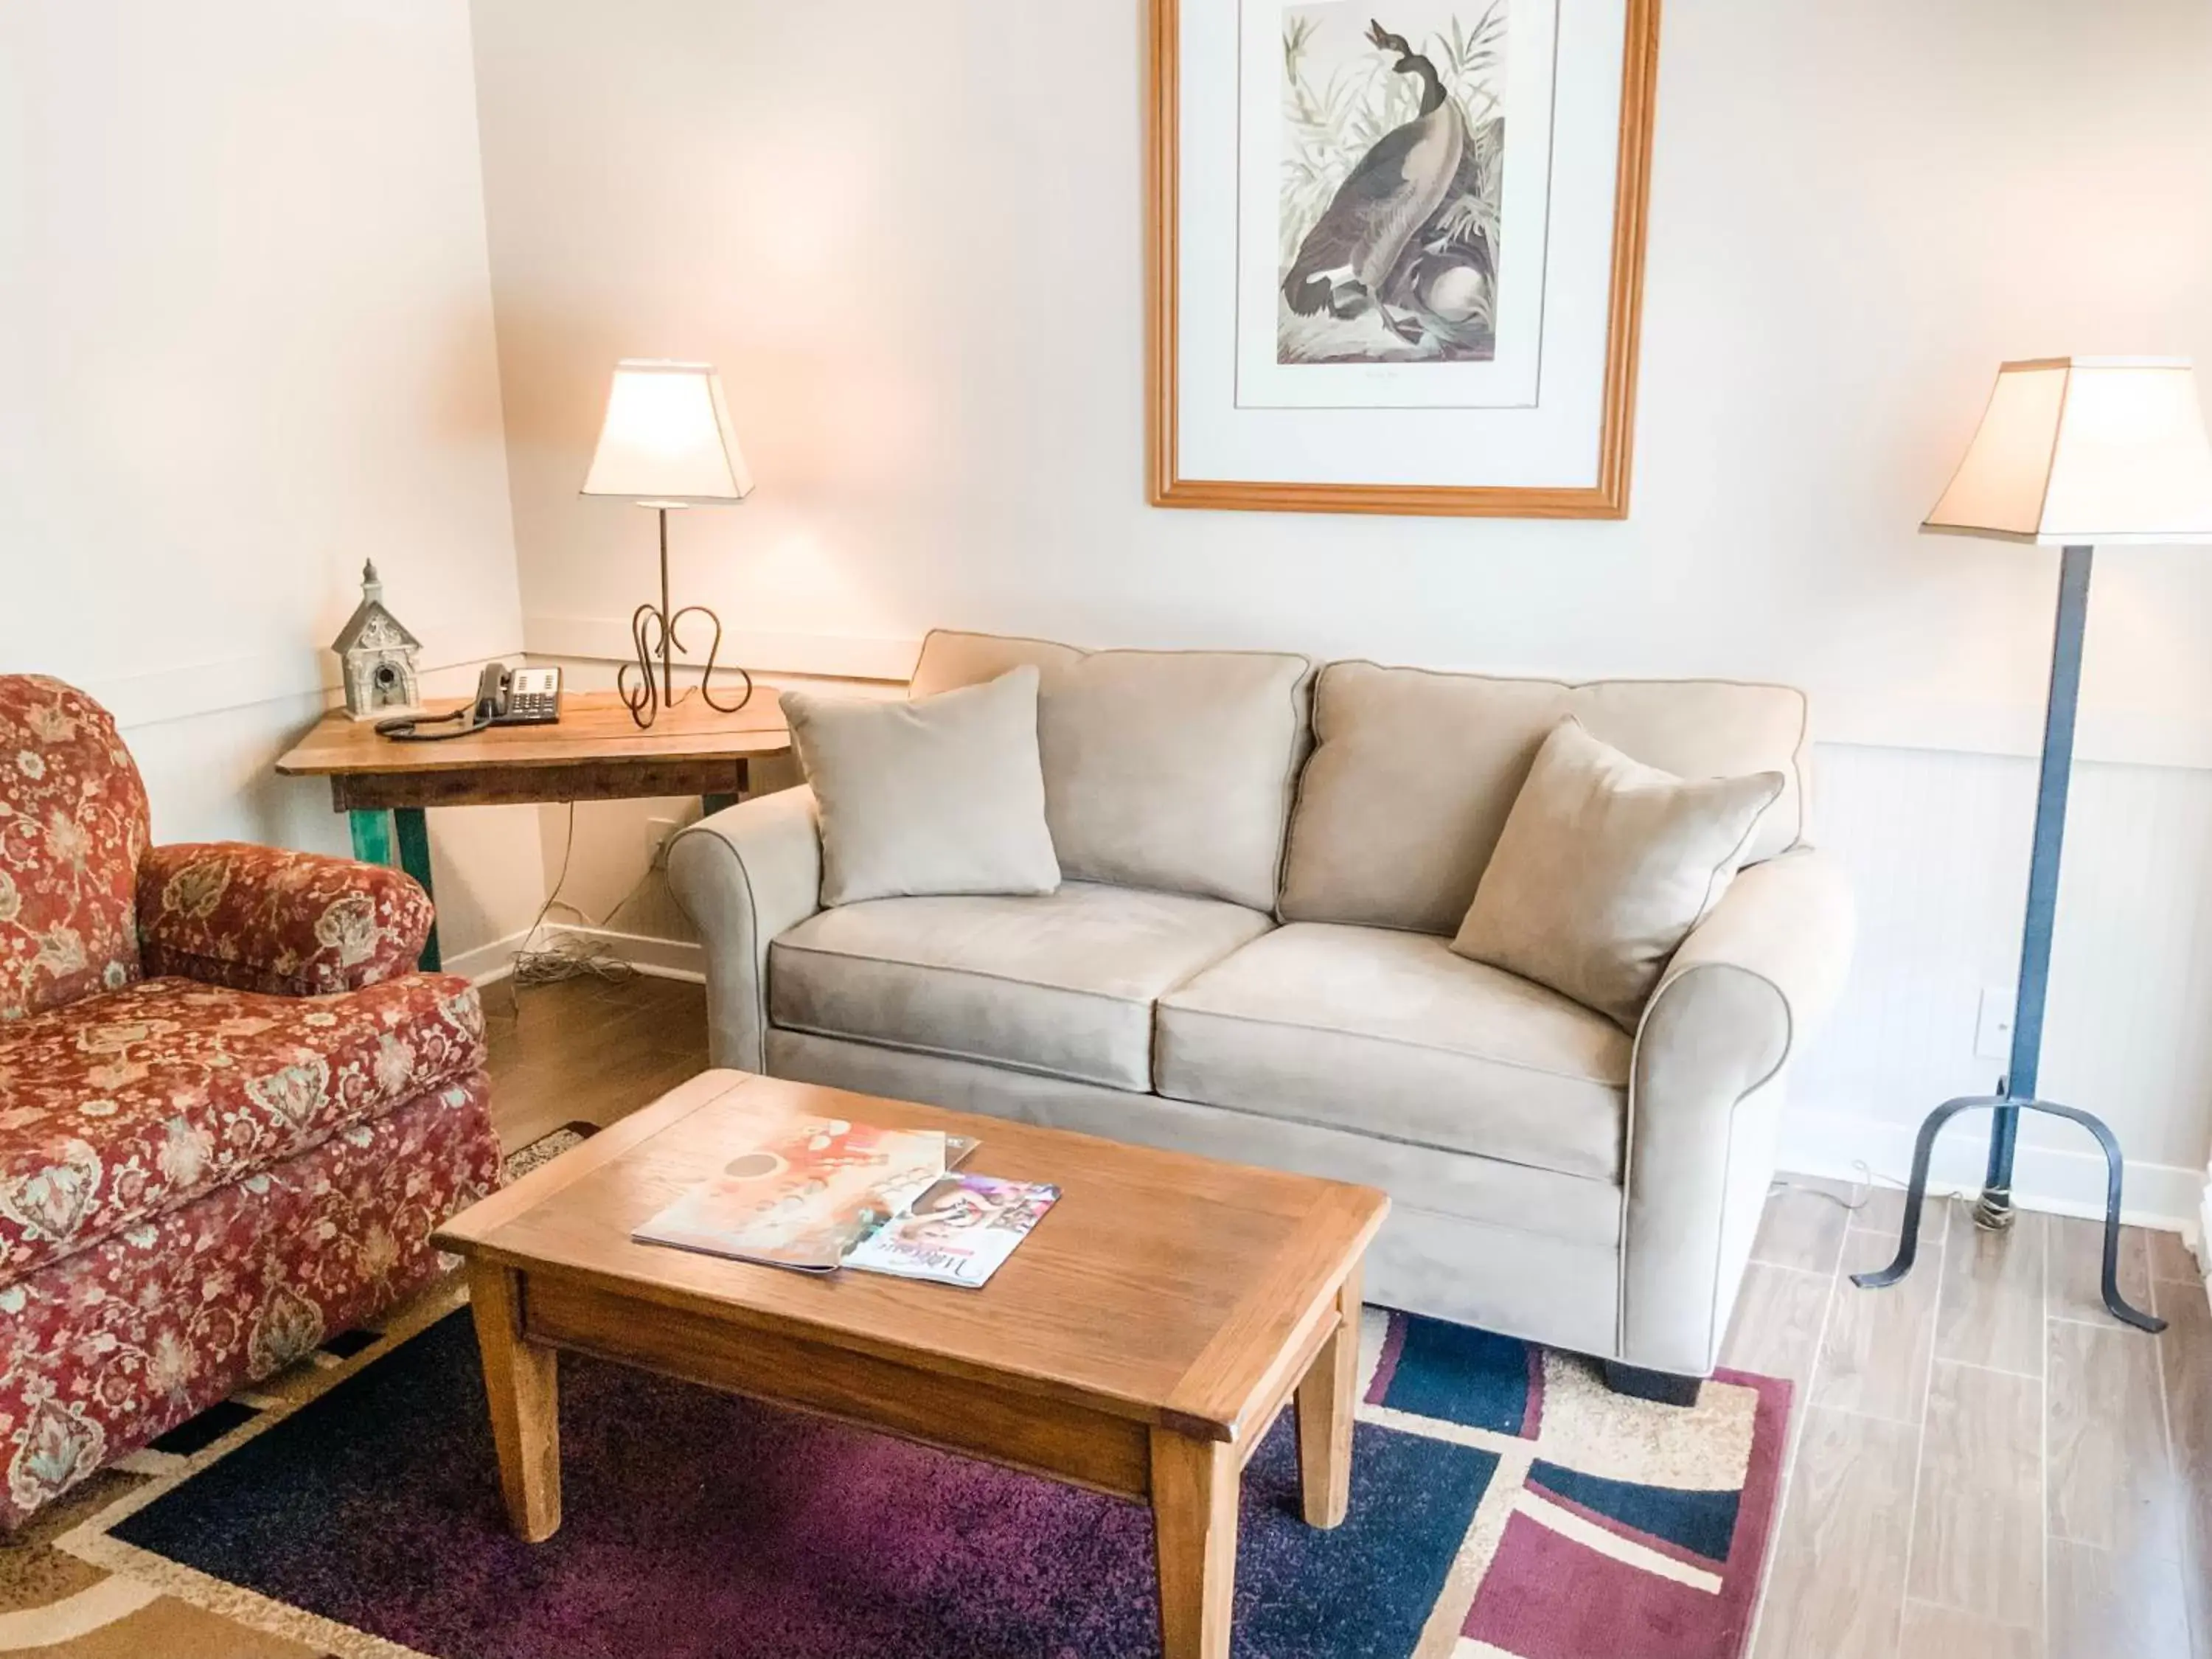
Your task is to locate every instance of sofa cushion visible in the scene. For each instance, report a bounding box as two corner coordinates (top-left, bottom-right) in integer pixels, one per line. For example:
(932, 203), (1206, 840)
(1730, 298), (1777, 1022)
(1280, 661), (1811, 933)
(781, 667), (1061, 906)
(1453, 720), (1784, 1028)
(1, 675), (153, 1022)
(908, 630), (1312, 911)
(1155, 922), (1631, 1182)
(768, 881), (1273, 1090)
(0, 973), (484, 1284)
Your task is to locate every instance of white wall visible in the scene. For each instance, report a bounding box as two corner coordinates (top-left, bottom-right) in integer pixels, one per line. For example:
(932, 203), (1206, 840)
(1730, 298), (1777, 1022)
(466, 0), (2212, 1222)
(0, 0), (546, 961)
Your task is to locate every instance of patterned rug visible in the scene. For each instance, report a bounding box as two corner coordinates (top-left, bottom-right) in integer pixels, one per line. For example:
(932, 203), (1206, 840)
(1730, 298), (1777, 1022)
(496, 1121), (595, 1181)
(13, 1285), (1790, 1659)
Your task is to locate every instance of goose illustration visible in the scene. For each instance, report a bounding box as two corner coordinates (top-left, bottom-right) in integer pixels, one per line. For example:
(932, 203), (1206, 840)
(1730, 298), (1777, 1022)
(1281, 20), (1472, 345)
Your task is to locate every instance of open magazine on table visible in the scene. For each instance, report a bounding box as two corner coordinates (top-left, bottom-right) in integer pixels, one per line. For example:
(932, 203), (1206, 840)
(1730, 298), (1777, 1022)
(843, 1172), (1062, 1290)
(630, 1115), (1054, 1287)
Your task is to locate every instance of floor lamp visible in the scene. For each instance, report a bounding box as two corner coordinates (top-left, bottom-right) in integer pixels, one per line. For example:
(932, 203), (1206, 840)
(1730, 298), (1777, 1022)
(1854, 358), (2212, 1331)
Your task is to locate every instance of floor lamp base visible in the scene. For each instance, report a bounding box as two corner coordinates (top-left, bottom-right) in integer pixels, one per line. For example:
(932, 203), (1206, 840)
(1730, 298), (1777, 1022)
(1970, 1186), (2017, 1232)
(1849, 1093), (2165, 1333)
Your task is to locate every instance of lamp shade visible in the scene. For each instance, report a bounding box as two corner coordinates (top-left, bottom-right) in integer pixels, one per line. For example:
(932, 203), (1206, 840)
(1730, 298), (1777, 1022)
(1924, 358), (2212, 545)
(580, 360), (754, 504)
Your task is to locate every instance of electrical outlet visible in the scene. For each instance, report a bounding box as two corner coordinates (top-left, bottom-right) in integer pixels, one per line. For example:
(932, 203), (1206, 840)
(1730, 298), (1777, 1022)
(646, 817), (681, 871)
(1975, 986), (2015, 1061)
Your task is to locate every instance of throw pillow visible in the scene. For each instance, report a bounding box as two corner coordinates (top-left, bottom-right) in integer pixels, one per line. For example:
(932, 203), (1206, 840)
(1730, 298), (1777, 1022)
(1450, 718), (1784, 1029)
(781, 667), (1062, 906)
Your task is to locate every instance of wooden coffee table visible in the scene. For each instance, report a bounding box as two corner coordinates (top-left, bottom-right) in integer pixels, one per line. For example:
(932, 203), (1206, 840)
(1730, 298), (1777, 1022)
(432, 1069), (1387, 1659)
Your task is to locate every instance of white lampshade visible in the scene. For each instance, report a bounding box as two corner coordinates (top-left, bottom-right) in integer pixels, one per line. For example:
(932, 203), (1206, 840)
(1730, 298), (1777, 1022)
(1924, 358), (2212, 545)
(580, 360), (754, 505)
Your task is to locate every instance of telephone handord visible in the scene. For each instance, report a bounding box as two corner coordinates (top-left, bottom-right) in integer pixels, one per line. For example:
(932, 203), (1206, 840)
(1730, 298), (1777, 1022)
(376, 664), (563, 742)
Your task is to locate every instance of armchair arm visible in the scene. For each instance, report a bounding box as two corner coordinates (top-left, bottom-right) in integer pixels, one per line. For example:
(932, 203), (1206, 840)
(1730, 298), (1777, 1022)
(136, 842), (434, 995)
(1620, 849), (1855, 1374)
(667, 785), (824, 1071)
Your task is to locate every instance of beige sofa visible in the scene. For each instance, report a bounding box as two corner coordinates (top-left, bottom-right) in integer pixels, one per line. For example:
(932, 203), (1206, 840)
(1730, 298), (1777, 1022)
(669, 631), (1854, 1394)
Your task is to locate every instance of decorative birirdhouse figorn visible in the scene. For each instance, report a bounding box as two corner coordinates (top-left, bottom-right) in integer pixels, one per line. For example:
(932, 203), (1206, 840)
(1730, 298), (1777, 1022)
(331, 560), (423, 721)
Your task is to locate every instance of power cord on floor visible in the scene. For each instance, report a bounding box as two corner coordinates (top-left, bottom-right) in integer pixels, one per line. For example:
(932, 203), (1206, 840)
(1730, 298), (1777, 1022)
(505, 803), (642, 1015)
(512, 931), (639, 991)
(1767, 1161), (1907, 1215)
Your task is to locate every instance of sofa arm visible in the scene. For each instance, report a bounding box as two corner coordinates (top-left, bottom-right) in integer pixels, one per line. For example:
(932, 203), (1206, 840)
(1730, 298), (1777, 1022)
(667, 786), (824, 1072)
(136, 842), (434, 995)
(1619, 849), (1855, 1375)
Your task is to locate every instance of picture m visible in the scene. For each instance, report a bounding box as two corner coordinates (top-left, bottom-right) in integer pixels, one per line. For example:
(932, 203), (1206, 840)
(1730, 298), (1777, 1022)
(1279, 3), (1506, 365)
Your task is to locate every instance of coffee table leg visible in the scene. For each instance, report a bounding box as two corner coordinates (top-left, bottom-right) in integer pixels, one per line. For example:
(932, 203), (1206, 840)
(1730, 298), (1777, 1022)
(1294, 1263), (1361, 1528)
(1150, 1428), (1237, 1659)
(466, 1260), (561, 1541)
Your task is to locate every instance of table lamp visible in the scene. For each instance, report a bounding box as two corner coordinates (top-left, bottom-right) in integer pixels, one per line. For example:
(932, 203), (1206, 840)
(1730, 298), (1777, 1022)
(1854, 357), (2212, 1332)
(581, 359), (756, 728)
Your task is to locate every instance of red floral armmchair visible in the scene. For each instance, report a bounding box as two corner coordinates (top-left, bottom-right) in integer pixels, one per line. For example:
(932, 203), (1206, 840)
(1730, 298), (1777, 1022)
(0, 674), (501, 1526)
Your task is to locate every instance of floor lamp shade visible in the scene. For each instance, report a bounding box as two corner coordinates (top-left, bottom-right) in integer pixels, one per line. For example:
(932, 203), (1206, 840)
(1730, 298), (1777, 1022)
(1924, 357), (2212, 546)
(1855, 357), (2212, 1334)
(581, 360), (754, 506)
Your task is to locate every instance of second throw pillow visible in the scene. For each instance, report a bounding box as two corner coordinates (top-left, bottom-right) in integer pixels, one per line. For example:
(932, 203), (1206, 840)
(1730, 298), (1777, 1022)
(781, 666), (1062, 907)
(1451, 718), (1784, 1029)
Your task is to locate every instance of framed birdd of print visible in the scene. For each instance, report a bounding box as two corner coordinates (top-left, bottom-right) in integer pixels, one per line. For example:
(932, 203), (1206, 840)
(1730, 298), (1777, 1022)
(1147, 0), (1660, 517)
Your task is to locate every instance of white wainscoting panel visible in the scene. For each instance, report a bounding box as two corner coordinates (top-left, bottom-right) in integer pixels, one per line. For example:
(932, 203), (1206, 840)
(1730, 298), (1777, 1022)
(1790, 740), (2212, 1231)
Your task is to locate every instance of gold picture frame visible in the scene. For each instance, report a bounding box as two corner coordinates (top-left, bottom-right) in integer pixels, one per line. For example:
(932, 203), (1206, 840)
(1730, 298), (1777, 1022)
(1148, 0), (1662, 518)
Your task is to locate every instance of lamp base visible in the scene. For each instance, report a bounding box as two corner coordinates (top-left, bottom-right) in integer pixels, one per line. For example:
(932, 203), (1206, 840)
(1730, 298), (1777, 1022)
(618, 600), (753, 730)
(1849, 1093), (2163, 1333)
(616, 504), (754, 731)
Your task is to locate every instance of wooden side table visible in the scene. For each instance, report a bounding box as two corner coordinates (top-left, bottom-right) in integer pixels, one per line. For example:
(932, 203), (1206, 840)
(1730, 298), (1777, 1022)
(275, 691), (791, 970)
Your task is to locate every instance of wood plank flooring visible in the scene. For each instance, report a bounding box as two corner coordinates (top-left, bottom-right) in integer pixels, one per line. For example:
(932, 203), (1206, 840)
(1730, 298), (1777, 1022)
(481, 978), (2212, 1658)
(1736, 1178), (2212, 1659)
(482, 973), (712, 1155)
